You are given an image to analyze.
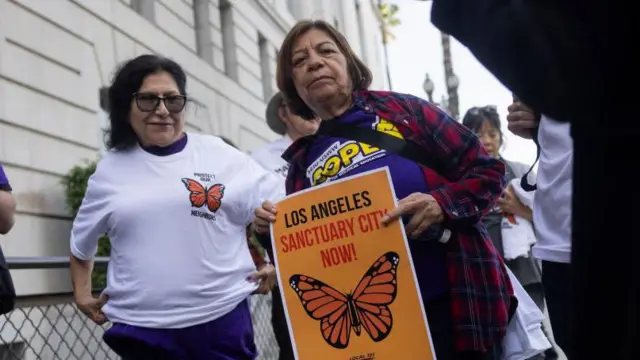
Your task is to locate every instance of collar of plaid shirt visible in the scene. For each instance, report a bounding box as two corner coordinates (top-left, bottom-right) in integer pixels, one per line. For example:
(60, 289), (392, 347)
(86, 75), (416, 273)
(281, 89), (515, 353)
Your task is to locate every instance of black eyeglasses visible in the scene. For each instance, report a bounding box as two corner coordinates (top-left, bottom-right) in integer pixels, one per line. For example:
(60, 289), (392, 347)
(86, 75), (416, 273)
(133, 92), (187, 113)
(468, 105), (498, 116)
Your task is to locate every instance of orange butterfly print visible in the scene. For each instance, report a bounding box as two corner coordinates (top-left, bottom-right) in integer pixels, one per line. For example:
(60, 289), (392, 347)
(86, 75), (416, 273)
(181, 178), (225, 212)
(289, 251), (399, 349)
(504, 213), (518, 225)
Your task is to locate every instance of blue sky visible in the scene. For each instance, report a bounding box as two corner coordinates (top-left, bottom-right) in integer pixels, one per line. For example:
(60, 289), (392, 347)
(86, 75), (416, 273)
(385, 0), (537, 165)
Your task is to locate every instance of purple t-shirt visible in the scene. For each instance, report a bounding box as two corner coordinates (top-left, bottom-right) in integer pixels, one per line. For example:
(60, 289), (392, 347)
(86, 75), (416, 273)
(305, 107), (448, 300)
(0, 164), (12, 191)
(141, 133), (188, 156)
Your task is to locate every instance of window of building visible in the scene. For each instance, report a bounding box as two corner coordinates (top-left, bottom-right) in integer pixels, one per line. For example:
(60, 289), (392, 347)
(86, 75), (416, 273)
(258, 34), (272, 100)
(219, 0), (238, 80)
(130, 0), (155, 21)
(193, 0), (213, 64)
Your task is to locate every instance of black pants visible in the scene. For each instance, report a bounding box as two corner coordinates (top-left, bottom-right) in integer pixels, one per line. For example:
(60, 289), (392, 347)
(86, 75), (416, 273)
(426, 293), (501, 360)
(112, 338), (173, 360)
(271, 286), (295, 360)
(571, 130), (640, 360)
(541, 261), (571, 359)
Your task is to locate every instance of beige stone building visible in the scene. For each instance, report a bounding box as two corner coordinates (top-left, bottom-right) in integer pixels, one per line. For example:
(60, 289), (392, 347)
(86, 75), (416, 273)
(0, 0), (388, 297)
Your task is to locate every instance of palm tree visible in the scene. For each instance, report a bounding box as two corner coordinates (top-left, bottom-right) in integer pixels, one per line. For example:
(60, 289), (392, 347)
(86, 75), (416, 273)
(379, 2), (401, 42)
(378, 1), (401, 90)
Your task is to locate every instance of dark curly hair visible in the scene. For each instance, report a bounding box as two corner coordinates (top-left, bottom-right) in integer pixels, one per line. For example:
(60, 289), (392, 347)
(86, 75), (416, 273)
(105, 55), (187, 151)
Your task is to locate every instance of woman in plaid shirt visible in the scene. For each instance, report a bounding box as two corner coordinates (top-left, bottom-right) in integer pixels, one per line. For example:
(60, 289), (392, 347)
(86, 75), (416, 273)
(253, 20), (515, 360)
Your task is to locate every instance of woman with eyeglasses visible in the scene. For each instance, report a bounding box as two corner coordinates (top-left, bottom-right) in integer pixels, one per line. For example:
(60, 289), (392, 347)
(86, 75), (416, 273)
(69, 54), (283, 359)
(462, 107), (558, 360)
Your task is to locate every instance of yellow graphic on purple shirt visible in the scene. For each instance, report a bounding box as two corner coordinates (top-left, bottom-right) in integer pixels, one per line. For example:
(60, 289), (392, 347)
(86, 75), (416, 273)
(307, 117), (404, 186)
(374, 118), (404, 139)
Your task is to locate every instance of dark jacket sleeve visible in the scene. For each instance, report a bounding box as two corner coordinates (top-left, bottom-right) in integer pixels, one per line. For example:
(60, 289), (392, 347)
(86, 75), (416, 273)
(430, 0), (632, 124)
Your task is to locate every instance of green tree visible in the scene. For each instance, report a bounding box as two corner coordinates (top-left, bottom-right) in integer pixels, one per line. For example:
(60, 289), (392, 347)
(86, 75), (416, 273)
(61, 160), (111, 289)
(377, 1), (401, 90)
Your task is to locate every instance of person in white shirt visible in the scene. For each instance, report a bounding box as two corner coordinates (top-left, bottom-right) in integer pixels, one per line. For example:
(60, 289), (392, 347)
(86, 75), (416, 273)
(250, 92), (319, 360)
(69, 54), (284, 359)
(251, 92), (320, 179)
(507, 99), (573, 358)
(219, 136), (272, 275)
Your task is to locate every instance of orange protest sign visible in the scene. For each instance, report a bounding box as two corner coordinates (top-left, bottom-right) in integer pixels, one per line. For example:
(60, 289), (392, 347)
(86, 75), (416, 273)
(270, 168), (436, 360)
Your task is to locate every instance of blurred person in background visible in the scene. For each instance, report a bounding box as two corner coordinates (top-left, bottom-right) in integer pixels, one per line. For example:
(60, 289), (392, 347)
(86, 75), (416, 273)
(69, 54), (283, 359)
(462, 106), (558, 360)
(253, 20), (514, 360)
(250, 92), (319, 360)
(251, 92), (319, 178)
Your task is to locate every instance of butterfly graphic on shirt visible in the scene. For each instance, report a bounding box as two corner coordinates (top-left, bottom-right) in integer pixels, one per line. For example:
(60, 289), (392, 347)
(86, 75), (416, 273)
(504, 213), (518, 225)
(289, 251), (399, 349)
(181, 178), (225, 212)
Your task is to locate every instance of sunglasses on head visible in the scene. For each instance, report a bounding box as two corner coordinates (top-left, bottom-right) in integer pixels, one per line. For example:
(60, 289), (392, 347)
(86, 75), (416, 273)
(468, 105), (498, 116)
(133, 92), (187, 113)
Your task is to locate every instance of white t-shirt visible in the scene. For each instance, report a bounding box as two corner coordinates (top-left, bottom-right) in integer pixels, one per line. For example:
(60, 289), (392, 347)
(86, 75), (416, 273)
(250, 135), (293, 179)
(532, 116), (573, 263)
(250, 136), (292, 264)
(70, 133), (285, 328)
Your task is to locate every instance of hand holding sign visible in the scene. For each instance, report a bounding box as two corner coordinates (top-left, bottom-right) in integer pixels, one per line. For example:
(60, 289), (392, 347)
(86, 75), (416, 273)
(248, 263), (277, 294)
(270, 169), (435, 360)
(254, 200), (277, 234)
(381, 193), (444, 239)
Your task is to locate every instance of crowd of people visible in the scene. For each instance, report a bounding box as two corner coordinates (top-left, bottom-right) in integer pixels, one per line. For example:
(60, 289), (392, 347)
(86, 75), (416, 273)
(0, 15), (580, 360)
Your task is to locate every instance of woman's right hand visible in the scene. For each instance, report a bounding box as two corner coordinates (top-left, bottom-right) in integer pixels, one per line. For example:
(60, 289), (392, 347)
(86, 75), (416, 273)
(506, 101), (538, 139)
(253, 200), (277, 234)
(75, 293), (109, 325)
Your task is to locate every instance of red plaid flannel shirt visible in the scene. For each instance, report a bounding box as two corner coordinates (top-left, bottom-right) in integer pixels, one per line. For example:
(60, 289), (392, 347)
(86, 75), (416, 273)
(280, 90), (515, 352)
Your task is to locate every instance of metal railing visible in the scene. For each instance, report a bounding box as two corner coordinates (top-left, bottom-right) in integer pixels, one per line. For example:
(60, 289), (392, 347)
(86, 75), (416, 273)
(1, 257), (279, 360)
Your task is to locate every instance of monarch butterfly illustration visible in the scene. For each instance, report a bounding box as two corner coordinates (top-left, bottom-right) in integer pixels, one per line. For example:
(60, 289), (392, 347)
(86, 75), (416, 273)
(181, 178), (225, 212)
(289, 251), (399, 349)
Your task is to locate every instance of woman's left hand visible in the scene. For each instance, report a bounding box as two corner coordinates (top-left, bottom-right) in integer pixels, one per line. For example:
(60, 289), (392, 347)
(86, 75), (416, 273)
(248, 263), (277, 295)
(381, 193), (444, 239)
